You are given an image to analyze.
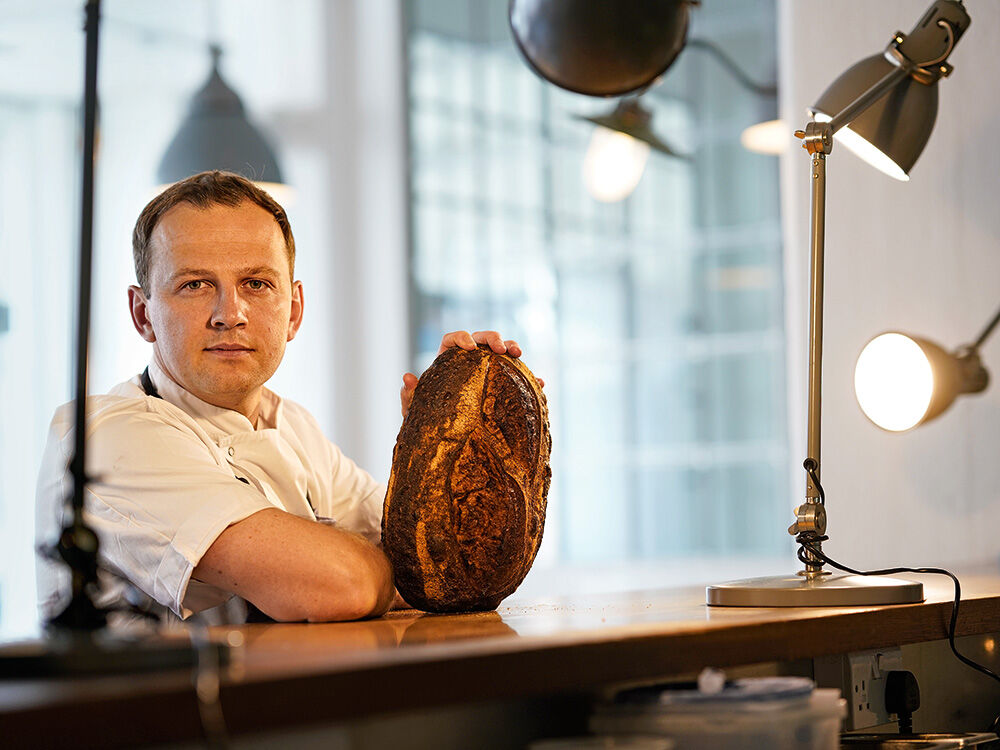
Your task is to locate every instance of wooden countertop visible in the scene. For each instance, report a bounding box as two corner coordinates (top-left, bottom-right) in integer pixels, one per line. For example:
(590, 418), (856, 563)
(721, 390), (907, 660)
(3, 573), (1000, 747)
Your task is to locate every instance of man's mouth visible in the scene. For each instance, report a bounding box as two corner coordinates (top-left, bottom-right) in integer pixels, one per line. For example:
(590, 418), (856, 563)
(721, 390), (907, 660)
(205, 344), (254, 354)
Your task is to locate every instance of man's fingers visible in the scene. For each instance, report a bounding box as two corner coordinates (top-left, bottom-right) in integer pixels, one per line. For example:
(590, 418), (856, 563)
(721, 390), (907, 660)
(503, 339), (522, 358)
(438, 330), (477, 354)
(536, 377), (545, 388)
(438, 330), (522, 358)
(472, 330), (508, 354)
(400, 372), (419, 417)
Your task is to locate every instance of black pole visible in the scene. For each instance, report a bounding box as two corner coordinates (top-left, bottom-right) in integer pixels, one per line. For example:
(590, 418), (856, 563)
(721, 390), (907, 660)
(50, 0), (106, 631)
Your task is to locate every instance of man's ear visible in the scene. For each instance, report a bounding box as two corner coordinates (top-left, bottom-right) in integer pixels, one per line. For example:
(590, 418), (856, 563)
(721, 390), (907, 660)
(287, 280), (304, 342)
(128, 285), (157, 343)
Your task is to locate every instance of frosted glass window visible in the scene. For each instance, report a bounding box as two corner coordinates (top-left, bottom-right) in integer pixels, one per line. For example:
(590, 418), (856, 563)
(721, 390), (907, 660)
(408, 0), (788, 567)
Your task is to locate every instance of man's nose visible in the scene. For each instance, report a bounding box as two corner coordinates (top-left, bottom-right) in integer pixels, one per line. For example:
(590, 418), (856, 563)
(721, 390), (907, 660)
(210, 287), (248, 329)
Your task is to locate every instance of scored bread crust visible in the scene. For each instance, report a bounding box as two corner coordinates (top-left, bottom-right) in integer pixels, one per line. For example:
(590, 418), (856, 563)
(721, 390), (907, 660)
(382, 345), (551, 612)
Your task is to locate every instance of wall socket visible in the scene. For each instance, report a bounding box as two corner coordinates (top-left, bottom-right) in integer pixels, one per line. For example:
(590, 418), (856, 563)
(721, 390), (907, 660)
(815, 647), (904, 730)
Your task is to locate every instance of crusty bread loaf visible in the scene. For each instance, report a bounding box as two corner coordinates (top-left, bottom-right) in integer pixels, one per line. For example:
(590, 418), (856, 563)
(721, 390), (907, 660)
(382, 345), (551, 612)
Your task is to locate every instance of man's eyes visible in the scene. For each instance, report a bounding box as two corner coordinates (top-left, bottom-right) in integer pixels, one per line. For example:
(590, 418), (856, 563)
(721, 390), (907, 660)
(178, 279), (272, 291)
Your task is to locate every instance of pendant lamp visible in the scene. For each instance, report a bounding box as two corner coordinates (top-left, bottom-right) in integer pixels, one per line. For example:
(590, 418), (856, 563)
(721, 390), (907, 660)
(157, 45), (290, 201)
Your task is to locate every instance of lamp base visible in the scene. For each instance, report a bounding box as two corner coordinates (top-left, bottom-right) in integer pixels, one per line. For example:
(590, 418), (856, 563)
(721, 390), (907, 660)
(706, 573), (923, 607)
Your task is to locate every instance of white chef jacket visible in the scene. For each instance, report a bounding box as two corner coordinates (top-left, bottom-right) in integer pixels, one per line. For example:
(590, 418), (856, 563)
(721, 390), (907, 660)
(35, 360), (386, 621)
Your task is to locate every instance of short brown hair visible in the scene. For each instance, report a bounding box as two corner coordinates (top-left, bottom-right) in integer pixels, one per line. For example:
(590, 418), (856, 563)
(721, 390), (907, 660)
(132, 170), (295, 295)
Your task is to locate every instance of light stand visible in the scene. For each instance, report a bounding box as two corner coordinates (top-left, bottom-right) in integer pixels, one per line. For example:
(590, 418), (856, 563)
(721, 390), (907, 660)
(50, 0), (107, 635)
(707, 0), (971, 606)
(0, 0), (206, 678)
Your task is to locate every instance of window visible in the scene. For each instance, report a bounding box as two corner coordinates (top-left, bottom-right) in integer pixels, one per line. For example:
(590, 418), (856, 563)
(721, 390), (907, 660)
(406, 0), (789, 572)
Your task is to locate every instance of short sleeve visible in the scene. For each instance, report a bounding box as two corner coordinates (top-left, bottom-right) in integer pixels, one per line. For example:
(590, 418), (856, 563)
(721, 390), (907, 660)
(38, 399), (273, 618)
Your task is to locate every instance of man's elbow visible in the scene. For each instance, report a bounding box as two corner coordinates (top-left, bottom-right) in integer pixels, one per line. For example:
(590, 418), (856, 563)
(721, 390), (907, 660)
(261, 561), (395, 623)
(313, 566), (394, 621)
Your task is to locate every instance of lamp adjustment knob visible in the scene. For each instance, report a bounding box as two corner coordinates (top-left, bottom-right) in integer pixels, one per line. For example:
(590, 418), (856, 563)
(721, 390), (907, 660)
(800, 121), (833, 155)
(788, 501), (827, 536)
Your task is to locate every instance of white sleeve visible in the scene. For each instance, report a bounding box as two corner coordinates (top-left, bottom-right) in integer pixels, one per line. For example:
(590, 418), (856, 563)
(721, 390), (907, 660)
(38, 401), (273, 618)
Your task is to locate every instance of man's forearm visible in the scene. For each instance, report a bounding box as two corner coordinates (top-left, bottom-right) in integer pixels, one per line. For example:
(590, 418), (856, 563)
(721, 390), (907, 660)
(193, 508), (395, 622)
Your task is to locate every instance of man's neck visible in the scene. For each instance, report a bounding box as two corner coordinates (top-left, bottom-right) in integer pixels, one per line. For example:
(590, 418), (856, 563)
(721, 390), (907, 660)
(151, 354), (263, 428)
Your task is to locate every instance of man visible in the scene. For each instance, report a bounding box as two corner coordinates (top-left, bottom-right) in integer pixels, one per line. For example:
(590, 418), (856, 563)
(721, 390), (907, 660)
(36, 170), (525, 623)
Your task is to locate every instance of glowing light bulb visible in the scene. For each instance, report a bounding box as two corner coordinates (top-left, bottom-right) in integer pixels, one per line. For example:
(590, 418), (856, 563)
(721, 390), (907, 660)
(582, 126), (650, 202)
(813, 113), (909, 181)
(855, 333), (935, 431)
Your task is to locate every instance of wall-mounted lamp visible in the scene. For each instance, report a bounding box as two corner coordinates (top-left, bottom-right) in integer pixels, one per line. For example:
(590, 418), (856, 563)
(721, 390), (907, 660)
(856, 306), (998, 431)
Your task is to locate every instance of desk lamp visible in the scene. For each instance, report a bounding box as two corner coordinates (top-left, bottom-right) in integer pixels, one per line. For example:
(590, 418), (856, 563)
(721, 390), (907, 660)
(510, 0), (972, 606)
(708, 0), (970, 606)
(856, 305), (999, 431)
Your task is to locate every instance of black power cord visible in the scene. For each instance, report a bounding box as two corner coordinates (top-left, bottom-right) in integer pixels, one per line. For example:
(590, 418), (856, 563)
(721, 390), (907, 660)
(795, 460), (1000, 735)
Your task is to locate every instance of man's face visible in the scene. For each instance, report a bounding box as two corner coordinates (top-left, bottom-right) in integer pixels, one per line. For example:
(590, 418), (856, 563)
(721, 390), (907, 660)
(129, 201), (303, 415)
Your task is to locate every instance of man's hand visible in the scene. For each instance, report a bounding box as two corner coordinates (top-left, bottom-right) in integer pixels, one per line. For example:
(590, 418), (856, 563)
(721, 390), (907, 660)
(399, 330), (543, 417)
(436, 330), (521, 357)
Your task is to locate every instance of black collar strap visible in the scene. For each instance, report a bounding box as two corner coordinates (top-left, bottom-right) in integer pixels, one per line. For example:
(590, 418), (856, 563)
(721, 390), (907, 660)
(140, 367), (163, 400)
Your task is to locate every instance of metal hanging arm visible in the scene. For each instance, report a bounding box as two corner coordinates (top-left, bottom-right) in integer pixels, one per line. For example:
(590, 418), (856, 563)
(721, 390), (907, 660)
(973, 304), (1000, 351)
(685, 38), (777, 97)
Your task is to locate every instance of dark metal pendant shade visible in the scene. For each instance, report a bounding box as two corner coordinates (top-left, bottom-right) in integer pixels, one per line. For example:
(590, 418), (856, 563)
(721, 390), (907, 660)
(157, 48), (284, 185)
(509, 0), (692, 97)
(811, 53), (939, 178)
(578, 98), (685, 158)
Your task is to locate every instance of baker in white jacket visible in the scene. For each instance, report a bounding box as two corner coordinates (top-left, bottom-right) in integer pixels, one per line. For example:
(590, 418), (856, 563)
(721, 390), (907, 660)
(36, 170), (523, 624)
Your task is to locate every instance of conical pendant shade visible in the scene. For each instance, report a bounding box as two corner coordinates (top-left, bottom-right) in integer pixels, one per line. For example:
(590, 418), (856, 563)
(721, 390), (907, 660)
(157, 47), (284, 187)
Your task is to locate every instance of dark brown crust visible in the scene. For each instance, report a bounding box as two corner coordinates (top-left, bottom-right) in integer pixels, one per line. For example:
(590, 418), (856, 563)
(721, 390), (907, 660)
(382, 346), (551, 612)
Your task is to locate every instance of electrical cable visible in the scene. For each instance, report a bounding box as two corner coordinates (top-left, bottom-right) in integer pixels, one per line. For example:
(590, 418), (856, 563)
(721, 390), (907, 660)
(794, 460), (1000, 734)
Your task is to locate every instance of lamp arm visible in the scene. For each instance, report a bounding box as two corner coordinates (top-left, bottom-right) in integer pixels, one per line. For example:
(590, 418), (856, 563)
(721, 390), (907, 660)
(685, 38), (777, 97)
(972, 304), (1000, 351)
(826, 65), (910, 134)
(826, 11), (964, 135)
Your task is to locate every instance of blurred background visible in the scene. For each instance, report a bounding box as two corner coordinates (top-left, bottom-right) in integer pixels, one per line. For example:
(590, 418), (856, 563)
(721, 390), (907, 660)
(3, 0), (997, 641)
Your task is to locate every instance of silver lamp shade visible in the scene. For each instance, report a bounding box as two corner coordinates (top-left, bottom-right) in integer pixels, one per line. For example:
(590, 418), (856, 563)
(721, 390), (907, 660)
(810, 54), (938, 181)
(157, 47), (284, 186)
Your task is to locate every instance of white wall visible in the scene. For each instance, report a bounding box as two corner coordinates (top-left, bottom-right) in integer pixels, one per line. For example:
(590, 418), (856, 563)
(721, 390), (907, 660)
(266, 0), (410, 482)
(780, 0), (1000, 569)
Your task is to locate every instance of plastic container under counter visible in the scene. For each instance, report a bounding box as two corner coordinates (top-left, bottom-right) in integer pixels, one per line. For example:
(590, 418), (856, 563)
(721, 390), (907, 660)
(589, 677), (846, 750)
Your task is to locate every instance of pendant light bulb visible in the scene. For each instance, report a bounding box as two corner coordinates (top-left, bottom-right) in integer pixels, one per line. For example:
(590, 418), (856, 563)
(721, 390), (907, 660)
(583, 126), (650, 202)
